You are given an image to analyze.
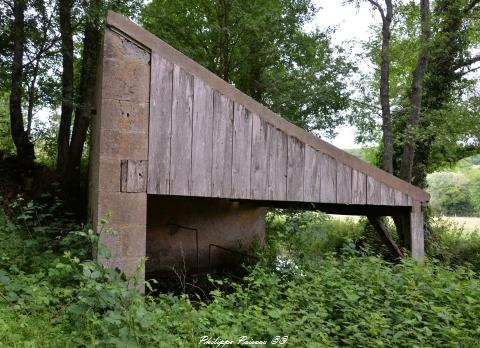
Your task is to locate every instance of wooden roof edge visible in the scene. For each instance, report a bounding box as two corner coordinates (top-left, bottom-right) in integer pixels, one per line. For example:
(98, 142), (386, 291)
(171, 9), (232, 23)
(106, 11), (430, 203)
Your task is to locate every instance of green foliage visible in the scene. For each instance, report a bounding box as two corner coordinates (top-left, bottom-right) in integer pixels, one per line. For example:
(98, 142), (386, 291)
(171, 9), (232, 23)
(465, 164), (480, 215)
(2, 202), (480, 346)
(347, 147), (381, 166)
(141, 0), (354, 136)
(428, 171), (475, 216)
(265, 210), (364, 266)
(0, 92), (14, 154)
(349, 0), (480, 176)
(427, 155), (480, 216)
(427, 217), (480, 273)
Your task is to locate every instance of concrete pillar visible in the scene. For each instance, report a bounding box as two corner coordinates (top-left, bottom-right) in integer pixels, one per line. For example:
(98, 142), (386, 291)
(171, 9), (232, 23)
(89, 28), (150, 289)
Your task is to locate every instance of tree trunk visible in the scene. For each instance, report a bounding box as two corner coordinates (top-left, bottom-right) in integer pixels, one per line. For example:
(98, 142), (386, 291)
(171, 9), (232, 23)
(218, 0), (232, 81)
(26, 58), (40, 136)
(410, 0), (470, 188)
(65, 15), (101, 196)
(379, 0), (394, 174)
(56, 0), (75, 176)
(9, 0), (35, 166)
(399, 0), (431, 183)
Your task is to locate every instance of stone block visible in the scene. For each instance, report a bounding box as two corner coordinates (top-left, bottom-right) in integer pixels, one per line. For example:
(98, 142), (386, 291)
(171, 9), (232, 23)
(99, 129), (148, 160)
(101, 57), (150, 103)
(98, 158), (122, 192)
(100, 99), (149, 133)
(103, 29), (150, 65)
(97, 191), (147, 225)
(98, 223), (146, 259)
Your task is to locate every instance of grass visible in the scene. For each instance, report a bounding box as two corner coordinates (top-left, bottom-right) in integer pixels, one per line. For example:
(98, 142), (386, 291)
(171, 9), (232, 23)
(441, 216), (480, 232)
(330, 215), (480, 233)
(2, 204), (480, 346)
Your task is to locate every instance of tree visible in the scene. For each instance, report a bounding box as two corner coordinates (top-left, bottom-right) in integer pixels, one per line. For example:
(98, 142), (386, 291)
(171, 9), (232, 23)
(2, 0), (59, 167)
(56, 0), (74, 175)
(398, 0), (431, 183)
(0, 92), (14, 154)
(428, 171), (474, 216)
(8, 0), (35, 166)
(63, 0), (102, 196)
(346, 0), (394, 173)
(42, 0), (141, 200)
(409, 0), (480, 187)
(349, 0), (479, 188)
(142, 0), (354, 136)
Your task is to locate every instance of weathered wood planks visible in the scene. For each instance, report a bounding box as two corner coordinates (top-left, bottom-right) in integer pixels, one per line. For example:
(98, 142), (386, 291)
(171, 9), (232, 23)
(320, 154), (336, 203)
(191, 77), (213, 196)
(287, 136), (305, 201)
(267, 126), (287, 201)
(303, 145), (321, 202)
(352, 169), (367, 204)
(169, 65), (193, 195)
(394, 189), (408, 206)
(146, 56), (417, 208)
(381, 183), (395, 206)
(367, 176), (381, 205)
(232, 103), (252, 199)
(212, 91), (233, 197)
(337, 163), (352, 204)
(121, 160), (147, 193)
(148, 54), (173, 194)
(251, 113), (269, 199)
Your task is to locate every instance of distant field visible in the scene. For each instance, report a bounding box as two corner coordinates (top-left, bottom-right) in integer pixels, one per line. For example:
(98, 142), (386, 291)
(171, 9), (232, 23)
(440, 216), (480, 231)
(329, 215), (480, 232)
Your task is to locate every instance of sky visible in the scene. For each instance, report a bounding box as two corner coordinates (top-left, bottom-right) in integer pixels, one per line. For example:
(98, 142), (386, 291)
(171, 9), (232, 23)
(308, 1), (377, 149)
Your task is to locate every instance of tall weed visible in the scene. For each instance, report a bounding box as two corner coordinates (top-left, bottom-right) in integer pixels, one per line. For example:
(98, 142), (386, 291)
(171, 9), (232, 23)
(1, 203), (480, 346)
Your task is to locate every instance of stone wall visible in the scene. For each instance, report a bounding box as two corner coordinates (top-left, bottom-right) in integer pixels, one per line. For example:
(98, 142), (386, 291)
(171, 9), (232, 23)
(89, 28), (150, 287)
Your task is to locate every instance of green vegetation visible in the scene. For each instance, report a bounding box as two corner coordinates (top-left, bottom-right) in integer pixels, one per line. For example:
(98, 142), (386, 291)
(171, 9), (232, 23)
(1, 0), (479, 346)
(427, 155), (480, 216)
(141, 0), (353, 135)
(1, 201), (480, 347)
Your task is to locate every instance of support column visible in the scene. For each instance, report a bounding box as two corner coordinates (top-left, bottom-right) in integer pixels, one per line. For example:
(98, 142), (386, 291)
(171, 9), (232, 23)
(409, 201), (425, 263)
(89, 27), (150, 290)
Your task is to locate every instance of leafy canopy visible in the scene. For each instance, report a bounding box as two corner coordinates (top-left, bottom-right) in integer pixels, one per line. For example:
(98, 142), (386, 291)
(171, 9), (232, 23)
(141, 0), (354, 136)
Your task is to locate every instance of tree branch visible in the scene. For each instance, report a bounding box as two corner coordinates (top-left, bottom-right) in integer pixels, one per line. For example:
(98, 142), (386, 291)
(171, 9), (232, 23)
(455, 54), (480, 69)
(465, 0), (480, 13)
(367, 0), (385, 20)
(458, 65), (480, 77)
(0, 0), (13, 11)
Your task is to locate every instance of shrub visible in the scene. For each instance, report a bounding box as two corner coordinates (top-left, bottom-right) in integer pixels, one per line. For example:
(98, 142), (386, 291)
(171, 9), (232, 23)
(427, 216), (480, 273)
(428, 171), (475, 216)
(2, 202), (480, 346)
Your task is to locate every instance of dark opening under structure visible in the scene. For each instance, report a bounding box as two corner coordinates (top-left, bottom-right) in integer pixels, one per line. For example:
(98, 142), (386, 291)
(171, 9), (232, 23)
(89, 12), (430, 290)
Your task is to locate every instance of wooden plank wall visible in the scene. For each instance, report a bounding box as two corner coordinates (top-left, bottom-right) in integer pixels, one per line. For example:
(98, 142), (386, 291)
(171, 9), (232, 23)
(147, 55), (411, 207)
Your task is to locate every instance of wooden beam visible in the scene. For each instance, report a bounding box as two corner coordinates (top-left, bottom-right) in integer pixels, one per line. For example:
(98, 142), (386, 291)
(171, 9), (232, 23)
(121, 160), (147, 193)
(367, 216), (404, 259)
(409, 202), (425, 263)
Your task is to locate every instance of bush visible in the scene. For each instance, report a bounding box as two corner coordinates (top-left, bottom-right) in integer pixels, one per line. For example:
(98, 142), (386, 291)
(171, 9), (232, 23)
(265, 210), (364, 263)
(2, 202), (480, 346)
(427, 216), (480, 273)
(428, 171), (475, 216)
